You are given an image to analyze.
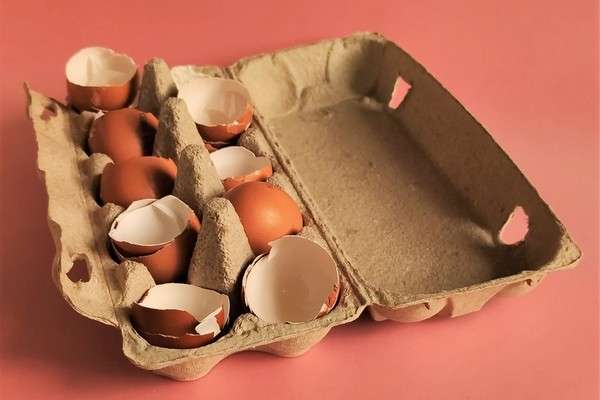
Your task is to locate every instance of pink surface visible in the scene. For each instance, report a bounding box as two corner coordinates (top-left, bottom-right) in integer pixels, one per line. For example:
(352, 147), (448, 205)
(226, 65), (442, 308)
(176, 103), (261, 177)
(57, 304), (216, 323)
(0, 1), (598, 399)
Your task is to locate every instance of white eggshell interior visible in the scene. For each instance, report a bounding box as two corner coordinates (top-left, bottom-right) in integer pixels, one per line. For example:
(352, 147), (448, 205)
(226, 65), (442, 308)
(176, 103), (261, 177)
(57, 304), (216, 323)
(109, 196), (191, 247)
(178, 77), (250, 126)
(194, 308), (223, 335)
(139, 283), (230, 331)
(209, 146), (271, 180)
(243, 236), (339, 323)
(66, 47), (137, 87)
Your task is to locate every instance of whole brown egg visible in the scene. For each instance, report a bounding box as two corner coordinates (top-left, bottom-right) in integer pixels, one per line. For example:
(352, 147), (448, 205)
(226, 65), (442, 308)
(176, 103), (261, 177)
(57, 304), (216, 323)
(88, 108), (158, 163)
(100, 156), (176, 207)
(224, 181), (303, 254)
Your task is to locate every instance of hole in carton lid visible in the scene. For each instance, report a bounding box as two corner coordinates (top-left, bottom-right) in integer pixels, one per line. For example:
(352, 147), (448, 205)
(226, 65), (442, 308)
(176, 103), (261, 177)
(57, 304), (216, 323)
(499, 206), (529, 245)
(388, 76), (411, 109)
(67, 256), (91, 283)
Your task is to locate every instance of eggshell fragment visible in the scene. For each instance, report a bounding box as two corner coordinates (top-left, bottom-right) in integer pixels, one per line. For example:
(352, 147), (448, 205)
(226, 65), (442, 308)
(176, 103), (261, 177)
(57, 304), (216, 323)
(109, 196), (200, 283)
(210, 146), (273, 190)
(178, 77), (253, 142)
(66, 47), (137, 111)
(131, 283), (229, 349)
(88, 108), (158, 163)
(242, 236), (339, 323)
(100, 156), (176, 208)
(224, 182), (303, 254)
(109, 195), (193, 256)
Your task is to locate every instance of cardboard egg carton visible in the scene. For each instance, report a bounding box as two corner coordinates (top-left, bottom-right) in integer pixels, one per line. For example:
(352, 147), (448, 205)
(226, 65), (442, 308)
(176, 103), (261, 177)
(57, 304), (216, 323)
(26, 32), (581, 381)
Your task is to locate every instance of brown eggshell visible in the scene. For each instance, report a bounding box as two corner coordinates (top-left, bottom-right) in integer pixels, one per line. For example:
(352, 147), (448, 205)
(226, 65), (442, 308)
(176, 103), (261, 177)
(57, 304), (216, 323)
(222, 166), (272, 191)
(178, 77), (253, 142)
(109, 196), (196, 256)
(224, 182), (303, 254)
(131, 228), (198, 284)
(113, 237), (163, 258)
(137, 330), (216, 349)
(204, 142), (218, 153)
(188, 211), (202, 232)
(100, 156), (176, 208)
(65, 47), (138, 111)
(318, 281), (341, 317)
(131, 303), (199, 336)
(205, 138), (237, 151)
(88, 108), (158, 163)
(67, 78), (137, 112)
(242, 236), (339, 323)
(200, 103), (254, 142)
(210, 146), (273, 191)
(130, 283), (229, 349)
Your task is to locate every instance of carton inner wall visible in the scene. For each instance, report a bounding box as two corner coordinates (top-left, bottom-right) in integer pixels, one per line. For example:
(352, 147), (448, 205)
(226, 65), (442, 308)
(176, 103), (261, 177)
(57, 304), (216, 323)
(264, 100), (508, 295)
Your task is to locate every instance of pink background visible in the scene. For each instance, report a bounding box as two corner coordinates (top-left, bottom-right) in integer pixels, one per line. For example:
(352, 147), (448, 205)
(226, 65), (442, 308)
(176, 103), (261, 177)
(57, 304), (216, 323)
(0, 1), (598, 399)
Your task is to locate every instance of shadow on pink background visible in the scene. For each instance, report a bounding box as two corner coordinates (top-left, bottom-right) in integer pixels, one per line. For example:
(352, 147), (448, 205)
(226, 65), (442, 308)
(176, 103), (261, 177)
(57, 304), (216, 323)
(0, 1), (598, 399)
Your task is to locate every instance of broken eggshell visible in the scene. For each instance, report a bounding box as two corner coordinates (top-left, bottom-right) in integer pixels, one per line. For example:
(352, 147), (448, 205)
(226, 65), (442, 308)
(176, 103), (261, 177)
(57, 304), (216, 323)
(131, 283), (229, 349)
(109, 196), (200, 283)
(210, 146), (273, 190)
(178, 77), (253, 142)
(100, 156), (176, 208)
(242, 236), (339, 323)
(88, 108), (158, 163)
(66, 47), (138, 112)
(224, 181), (303, 255)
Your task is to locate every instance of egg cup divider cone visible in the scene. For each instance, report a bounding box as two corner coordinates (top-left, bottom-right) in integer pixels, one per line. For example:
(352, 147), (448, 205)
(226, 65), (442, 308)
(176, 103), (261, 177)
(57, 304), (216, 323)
(26, 32), (581, 381)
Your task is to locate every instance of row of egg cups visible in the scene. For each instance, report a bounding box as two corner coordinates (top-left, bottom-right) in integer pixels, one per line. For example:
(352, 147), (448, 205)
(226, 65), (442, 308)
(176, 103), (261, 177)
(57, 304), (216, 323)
(66, 47), (340, 349)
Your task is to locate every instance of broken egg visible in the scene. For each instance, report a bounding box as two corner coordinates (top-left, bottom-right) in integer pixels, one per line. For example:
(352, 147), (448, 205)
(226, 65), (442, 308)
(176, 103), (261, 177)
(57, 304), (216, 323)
(88, 108), (158, 163)
(109, 196), (200, 283)
(178, 77), (253, 142)
(66, 47), (137, 111)
(131, 283), (229, 349)
(210, 146), (273, 190)
(100, 156), (176, 208)
(224, 181), (303, 254)
(242, 236), (339, 323)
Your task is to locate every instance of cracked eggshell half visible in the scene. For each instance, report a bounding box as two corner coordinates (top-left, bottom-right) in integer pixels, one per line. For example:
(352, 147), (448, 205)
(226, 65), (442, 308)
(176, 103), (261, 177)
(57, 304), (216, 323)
(178, 77), (253, 142)
(210, 146), (273, 190)
(131, 283), (229, 349)
(88, 108), (158, 163)
(110, 196), (200, 283)
(66, 47), (138, 111)
(100, 156), (176, 208)
(242, 236), (339, 323)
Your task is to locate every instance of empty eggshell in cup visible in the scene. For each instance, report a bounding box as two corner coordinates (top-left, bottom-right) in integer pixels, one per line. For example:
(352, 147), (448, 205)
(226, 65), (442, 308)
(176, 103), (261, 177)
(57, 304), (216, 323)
(100, 156), (176, 208)
(242, 236), (339, 323)
(66, 47), (138, 112)
(131, 283), (229, 349)
(178, 77), (253, 142)
(224, 181), (303, 255)
(210, 146), (273, 190)
(88, 108), (158, 163)
(109, 196), (200, 283)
